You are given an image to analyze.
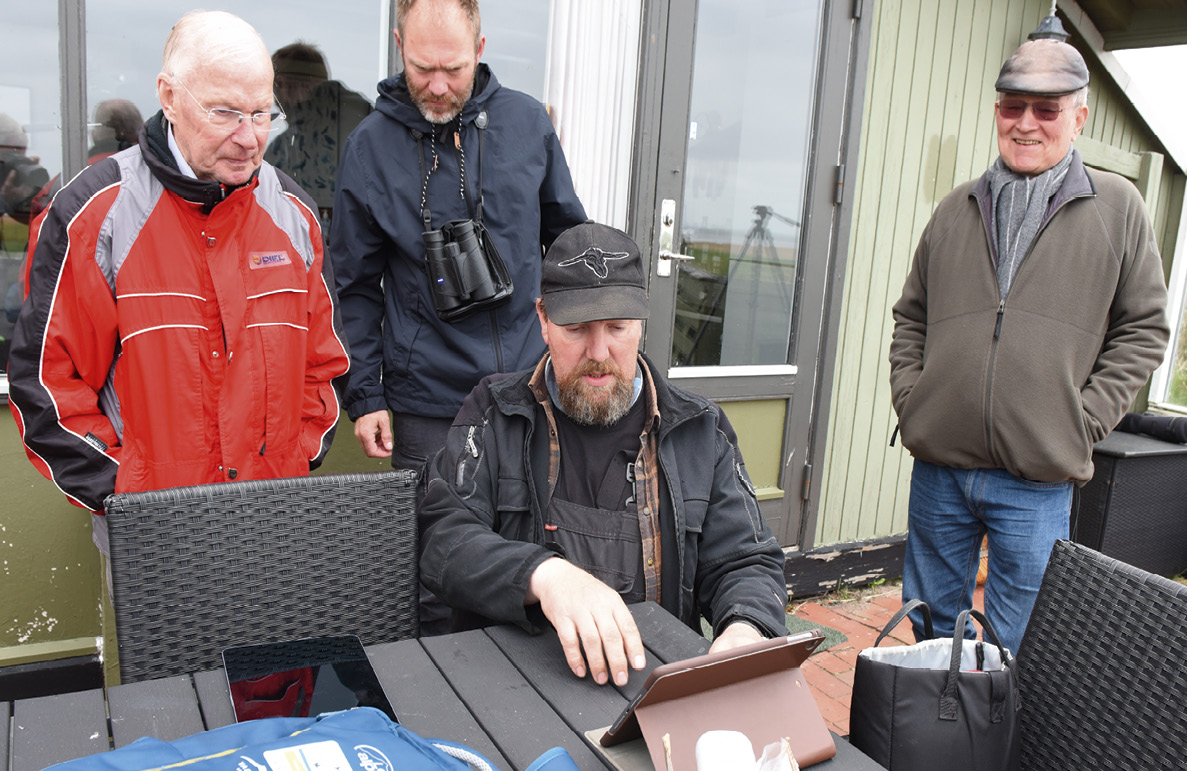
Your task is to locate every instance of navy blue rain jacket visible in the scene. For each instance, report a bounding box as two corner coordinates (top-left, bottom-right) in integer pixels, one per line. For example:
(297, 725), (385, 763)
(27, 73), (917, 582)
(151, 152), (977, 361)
(331, 65), (586, 419)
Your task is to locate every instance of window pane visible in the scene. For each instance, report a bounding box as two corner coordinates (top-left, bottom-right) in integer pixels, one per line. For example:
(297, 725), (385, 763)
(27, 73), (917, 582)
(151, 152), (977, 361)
(481, 0), (550, 100)
(1, 3), (59, 373)
(85, 0), (384, 238)
(671, 1), (822, 367)
(1167, 302), (1187, 407)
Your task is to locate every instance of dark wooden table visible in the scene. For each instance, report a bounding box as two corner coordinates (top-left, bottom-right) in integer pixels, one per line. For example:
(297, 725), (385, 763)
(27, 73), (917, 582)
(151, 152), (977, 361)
(3, 603), (882, 770)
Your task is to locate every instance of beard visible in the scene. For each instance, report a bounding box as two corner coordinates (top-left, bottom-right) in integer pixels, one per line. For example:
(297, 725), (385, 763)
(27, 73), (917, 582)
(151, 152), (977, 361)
(555, 357), (636, 427)
(409, 77), (474, 124)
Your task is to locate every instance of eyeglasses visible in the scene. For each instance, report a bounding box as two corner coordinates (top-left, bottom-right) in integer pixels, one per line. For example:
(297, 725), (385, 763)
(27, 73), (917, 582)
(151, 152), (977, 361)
(172, 73), (285, 131)
(996, 99), (1064, 122)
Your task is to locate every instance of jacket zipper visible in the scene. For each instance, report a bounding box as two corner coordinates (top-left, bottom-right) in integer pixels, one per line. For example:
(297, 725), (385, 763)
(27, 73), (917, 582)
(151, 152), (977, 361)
(454, 425), (479, 486)
(978, 185), (1085, 464)
(655, 405), (711, 625)
(489, 308), (504, 371)
(983, 298), (1005, 461)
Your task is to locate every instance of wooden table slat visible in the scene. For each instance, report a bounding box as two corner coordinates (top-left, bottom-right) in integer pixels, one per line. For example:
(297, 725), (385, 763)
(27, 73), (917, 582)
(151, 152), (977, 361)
(11, 689), (108, 771)
(365, 639), (511, 770)
(2, 701), (10, 771)
(627, 603), (710, 664)
(484, 623), (628, 731)
(107, 675), (206, 748)
(423, 630), (607, 771)
(192, 669), (235, 730)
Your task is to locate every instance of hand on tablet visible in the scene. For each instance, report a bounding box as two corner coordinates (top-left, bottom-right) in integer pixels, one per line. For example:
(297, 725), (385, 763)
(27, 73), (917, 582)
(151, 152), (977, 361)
(708, 620), (765, 654)
(527, 557), (648, 686)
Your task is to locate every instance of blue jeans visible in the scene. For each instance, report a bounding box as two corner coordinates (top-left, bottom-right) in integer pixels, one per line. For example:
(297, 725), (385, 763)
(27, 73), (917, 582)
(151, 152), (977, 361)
(902, 459), (1072, 655)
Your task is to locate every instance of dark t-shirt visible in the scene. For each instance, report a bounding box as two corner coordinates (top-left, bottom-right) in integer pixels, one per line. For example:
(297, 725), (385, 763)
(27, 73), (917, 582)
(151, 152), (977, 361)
(552, 395), (646, 510)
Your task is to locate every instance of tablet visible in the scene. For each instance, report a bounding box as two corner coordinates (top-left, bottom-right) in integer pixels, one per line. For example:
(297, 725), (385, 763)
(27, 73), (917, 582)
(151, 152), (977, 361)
(600, 630), (834, 768)
(222, 635), (397, 723)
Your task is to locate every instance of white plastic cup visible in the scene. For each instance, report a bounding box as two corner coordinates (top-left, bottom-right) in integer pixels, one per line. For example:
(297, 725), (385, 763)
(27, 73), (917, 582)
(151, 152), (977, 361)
(695, 730), (758, 771)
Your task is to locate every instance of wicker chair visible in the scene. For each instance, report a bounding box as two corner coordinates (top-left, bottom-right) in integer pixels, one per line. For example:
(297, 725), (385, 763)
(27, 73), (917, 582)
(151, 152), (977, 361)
(103, 470), (419, 683)
(1015, 539), (1187, 770)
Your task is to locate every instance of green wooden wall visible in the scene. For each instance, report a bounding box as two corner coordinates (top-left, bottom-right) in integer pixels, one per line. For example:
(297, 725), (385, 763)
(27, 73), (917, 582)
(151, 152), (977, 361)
(0, 410), (389, 666)
(817, 0), (1184, 545)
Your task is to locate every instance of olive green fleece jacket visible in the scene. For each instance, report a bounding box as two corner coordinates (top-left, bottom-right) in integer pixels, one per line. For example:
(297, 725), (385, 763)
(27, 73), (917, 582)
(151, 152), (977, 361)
(889, 151), (1169, 483)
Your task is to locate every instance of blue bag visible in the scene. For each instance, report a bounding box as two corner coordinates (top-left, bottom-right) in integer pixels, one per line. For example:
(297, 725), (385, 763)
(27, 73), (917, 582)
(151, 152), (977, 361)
(48, 707), (579, 771)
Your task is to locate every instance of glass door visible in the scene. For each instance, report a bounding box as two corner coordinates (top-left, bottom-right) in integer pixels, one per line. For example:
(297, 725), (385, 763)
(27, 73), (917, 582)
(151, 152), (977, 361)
(637, 0), (865, 546)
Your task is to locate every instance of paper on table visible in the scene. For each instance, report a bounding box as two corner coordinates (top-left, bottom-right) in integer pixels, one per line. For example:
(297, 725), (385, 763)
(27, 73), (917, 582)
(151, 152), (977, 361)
(757, 738), (801, 771)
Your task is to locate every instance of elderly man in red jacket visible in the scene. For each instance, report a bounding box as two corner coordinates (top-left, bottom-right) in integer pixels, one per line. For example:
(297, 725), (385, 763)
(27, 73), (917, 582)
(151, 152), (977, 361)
(8, 10), (350, 682)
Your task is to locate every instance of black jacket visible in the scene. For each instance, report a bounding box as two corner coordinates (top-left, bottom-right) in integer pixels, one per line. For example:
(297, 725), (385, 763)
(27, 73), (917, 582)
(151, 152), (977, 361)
(419, 354), (790, 638)
(331, 65), (586, 419)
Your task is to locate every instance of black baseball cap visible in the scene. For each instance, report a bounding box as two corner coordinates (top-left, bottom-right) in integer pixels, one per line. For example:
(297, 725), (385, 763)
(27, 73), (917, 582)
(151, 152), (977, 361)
(540, 222), (649, 325)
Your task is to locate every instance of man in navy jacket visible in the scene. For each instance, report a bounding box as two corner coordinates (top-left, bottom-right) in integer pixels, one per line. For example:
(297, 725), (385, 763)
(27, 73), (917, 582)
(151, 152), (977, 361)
(332, 0), (585, 632)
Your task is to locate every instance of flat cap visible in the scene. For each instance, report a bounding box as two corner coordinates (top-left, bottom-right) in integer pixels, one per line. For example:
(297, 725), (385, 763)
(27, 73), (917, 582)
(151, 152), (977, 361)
(995, 39), (1088, 95)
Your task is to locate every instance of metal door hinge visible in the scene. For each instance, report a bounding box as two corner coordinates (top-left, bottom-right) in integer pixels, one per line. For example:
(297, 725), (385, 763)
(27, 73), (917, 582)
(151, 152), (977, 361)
(801, 462), (813, 501)
(852, 0), (862, 19)
(834, 164), (846, 205)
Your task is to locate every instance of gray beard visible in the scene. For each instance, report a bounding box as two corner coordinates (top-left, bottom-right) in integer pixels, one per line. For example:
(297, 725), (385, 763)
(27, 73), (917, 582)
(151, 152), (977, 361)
(412, 81), (473, 124)
(556, 373), (634, 427)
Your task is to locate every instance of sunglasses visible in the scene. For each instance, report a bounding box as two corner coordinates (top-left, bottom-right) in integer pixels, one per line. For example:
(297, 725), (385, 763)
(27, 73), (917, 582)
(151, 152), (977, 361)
(996, 99), (1064, 122)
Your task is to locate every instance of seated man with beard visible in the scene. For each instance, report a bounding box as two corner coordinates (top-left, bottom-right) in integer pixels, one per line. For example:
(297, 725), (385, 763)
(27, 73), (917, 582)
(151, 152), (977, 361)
(420, 222), (789, 688)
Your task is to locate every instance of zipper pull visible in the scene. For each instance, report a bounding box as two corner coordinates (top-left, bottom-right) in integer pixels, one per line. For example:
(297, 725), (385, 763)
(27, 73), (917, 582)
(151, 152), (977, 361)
(993, 300), (1005, 340)
(455, 425), (480, 486)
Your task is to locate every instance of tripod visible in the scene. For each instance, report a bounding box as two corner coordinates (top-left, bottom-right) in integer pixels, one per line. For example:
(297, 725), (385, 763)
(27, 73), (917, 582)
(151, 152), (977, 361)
(682, 204), (799, 364)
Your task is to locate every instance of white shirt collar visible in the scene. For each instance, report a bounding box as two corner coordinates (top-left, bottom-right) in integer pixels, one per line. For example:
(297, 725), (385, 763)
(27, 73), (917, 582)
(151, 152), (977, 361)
(166, 122), (198, 180)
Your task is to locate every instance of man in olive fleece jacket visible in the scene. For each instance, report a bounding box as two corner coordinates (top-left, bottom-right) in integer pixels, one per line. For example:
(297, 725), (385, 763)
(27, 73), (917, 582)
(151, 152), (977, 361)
(888, 36), (1169, 654)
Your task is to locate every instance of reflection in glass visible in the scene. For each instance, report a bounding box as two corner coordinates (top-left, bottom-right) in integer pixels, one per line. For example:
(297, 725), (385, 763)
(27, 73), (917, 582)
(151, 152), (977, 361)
(1, 3), (60, 373)
(671, 0), (822, 368)
(265, 41), (373, 238)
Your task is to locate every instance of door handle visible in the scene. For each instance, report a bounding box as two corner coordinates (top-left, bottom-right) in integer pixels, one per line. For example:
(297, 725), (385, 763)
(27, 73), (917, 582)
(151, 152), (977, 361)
(656, 198), (692, 277)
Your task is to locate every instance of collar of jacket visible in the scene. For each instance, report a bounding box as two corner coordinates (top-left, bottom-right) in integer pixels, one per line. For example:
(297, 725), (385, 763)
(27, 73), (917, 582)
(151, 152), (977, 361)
(140, 110), (260, 214)
(970, 147), (1097, 230)
(491, 352), (710, 437)
(375, 63), (497, 133)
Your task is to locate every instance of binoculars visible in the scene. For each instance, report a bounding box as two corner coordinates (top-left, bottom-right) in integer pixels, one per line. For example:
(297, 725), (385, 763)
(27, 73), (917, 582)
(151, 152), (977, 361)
(423, 219), (513, 322)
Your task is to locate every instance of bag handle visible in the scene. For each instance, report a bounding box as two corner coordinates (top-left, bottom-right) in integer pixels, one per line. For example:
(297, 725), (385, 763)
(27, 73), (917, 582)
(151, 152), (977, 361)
(433, 740), (496, 770)
(873, 598), (934, 647)
(938, 608), (1013, 721)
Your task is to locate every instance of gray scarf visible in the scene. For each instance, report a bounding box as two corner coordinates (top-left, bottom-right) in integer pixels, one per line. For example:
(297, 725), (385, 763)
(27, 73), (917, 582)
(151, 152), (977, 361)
(986, 149), (1074, 298)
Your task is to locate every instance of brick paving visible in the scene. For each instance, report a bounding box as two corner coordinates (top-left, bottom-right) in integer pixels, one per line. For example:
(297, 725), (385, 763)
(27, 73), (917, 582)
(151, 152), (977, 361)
(797, 582), (986, 735)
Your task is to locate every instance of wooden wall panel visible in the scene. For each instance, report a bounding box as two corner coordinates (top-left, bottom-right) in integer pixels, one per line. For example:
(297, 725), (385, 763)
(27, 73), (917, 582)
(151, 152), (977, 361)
(816, 0), (1183, 547)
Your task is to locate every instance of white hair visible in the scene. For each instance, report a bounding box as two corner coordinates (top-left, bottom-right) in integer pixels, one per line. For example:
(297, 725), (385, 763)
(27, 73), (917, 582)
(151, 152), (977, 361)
(162, 10), (270, 79)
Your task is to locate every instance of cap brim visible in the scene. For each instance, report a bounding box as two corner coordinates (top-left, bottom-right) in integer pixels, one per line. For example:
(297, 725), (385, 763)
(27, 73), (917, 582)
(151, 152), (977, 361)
(543, 286), (649, 325)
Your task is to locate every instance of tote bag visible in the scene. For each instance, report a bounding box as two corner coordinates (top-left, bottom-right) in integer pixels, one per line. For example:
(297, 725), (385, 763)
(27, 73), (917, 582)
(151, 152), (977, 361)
(848, 600), (1020, 771)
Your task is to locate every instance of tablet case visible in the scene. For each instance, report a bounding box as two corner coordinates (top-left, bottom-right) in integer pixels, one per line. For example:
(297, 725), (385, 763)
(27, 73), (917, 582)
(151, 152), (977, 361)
(600, 630), (835, 769)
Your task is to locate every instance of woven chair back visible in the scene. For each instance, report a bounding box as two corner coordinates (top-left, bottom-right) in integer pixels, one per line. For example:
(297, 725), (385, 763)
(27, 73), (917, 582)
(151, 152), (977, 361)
(1016, 539), (1187, 769)
(104, 470), (419, 683)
